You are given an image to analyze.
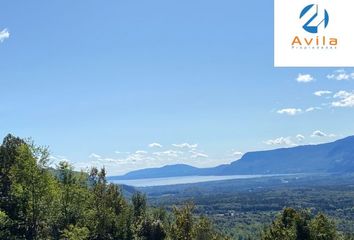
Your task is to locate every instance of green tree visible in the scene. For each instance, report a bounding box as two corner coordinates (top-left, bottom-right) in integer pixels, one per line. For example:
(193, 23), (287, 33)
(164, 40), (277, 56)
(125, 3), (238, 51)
(132, 192), (167, 240)
(88, 167), (129, 239)
(88, 167), (112, 239)
(194, 216), (214, 240)
(171, 203), (195, 240)
(133, 217), (167, 240)
(60, 224), (89, 240)
(0, 210), (12, 239)
(132, 192), (147, 220)
(0, 134), (229, 240)
(0, 134), (27, 238)
(309, 213), (337, 240)
(10, 143), (59, 239)
(56, 161), (90, 237)
(262, 208), (340, 240)
(262, 208), (310, 240)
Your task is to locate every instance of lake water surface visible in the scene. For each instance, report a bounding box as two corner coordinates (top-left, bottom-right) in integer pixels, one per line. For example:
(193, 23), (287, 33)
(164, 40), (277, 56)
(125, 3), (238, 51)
(110, 174), (282, 187)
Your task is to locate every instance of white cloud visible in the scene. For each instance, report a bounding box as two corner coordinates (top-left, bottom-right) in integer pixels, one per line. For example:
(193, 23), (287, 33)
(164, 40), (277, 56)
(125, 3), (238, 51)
(124, 150), (151, 163)
(89, 153), (121, 163)
(265, 137), (294, 146)
(327, 70), (354, 81)
(148, 142), (163, 148)
(305, 107), (314, 112)
(311, 130), (335, 138)
(332, 90), (354, 108)
(83, 143), (225, 175)
(305, 107), (321, 112)
(0, 28), (10, 43)
(296, 134), (305, 141)
(277, 108), (302, 116)
(296, 74), (314, 83)
(231, 151), (243, 157)
(49, 155), (71, 165)
(135, 150), (147, 154)
(89, 153), (102, 159)
(190, 152), (209, 158)
(172, 143), (198, 149)
(314, 90), (332, 97)
(277, 106), (320, 115)
(153, 150), (181, 158)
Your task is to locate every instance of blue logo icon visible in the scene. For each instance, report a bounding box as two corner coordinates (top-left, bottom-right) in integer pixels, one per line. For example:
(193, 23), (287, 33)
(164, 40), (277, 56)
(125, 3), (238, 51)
(300, 4), (329, 34)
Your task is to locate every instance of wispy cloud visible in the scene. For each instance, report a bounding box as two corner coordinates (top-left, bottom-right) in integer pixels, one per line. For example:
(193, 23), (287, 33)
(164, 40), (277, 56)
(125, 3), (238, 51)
(49, 155), (70, 165)
(305, 107), (321, 112)
(0, 28), (10, 43)
(265, 137), (294, 146)
(190, 152), (209, 158)
(172, 143), (198, 149)
(89, 153), (102, 159)
(296, 134), (305, 142)
(311, 130), (335, 138)
(148, 142), (163, 148)
(327, 69), (354, 81)
(314, 90), (332, 97)
(332, 91), (354, 108)
(296, 74), (314, 83)
(232, 151), (243, 157)
(152, 150), (181, 158)
(83, 143), (224, 175)
(277, 106), (321, 115)
(277, 108), (302, 116)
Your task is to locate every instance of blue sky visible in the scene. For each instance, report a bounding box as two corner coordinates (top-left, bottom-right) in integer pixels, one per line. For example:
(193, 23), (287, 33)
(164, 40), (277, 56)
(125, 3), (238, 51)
(1, 1), (354, 175)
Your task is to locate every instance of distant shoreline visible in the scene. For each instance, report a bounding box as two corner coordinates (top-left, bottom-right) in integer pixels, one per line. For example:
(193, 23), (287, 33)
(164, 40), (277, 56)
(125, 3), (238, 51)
(109, 173), (300, 187)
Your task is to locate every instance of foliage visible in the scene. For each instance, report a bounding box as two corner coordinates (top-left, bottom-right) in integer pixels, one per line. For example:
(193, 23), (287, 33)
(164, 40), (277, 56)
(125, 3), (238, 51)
(60, 225), (89, 240)
(262, 208), (338, 240)
(171, 203), (195, 240)
(0, 134), (226, 240)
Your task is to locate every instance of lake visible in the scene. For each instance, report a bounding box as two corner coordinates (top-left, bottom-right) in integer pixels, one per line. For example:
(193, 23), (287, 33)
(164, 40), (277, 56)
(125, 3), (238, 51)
(109, 174), (284, 187)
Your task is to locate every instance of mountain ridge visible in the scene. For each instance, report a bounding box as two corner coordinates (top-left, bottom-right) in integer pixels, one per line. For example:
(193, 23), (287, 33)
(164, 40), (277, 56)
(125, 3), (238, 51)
(108, 136), (354, 180)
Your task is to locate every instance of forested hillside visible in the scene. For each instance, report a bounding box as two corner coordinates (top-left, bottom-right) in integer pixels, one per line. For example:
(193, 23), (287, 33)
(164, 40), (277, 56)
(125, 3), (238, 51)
(0, 134), (348, 239)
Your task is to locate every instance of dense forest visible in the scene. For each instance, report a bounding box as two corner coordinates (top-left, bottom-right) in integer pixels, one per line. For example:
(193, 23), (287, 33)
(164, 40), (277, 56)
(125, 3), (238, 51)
(0, 134), (350, 239)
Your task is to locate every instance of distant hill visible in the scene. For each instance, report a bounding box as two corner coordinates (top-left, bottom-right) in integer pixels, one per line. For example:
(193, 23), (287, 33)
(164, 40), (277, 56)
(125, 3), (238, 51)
(108, 136), (354, 180)
(108, 164), (218, 180)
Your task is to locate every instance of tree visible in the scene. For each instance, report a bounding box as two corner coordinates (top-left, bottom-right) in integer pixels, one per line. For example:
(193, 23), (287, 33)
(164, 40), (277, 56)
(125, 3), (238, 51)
(171, 203), (195, 240)
(10, 143), (59, 239)
(0, 134), (26, 238)
(309, 213), (337, 240)
(0, 134), (229, 240)
(0, 135), (60, 239)
(60, 224), (89, 240)
(88, 167), (129, 239)
(132, 192), (147, 220)
(133, 217), (167, 240)
(0, 210), (12, 239)
(56, 161), (90, 237)
(194, 216), (214, 240)
(132, 192), (167, 240)
(262, 208), (340, 240)
(88, 167), (112, 239)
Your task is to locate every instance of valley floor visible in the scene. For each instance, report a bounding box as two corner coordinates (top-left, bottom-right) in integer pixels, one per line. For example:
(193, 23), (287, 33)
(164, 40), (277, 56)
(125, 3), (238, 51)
(140, 174), (354, 239)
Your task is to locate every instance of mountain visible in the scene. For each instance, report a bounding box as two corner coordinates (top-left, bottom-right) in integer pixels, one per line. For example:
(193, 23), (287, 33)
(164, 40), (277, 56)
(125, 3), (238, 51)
(108, 136), (354, 180)
(108, 164), (217, 180)
(219, 136), (354, 175)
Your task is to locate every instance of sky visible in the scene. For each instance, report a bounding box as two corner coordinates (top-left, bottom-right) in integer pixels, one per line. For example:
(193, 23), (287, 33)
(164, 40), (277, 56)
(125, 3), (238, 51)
(1, 1), (354, 175)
